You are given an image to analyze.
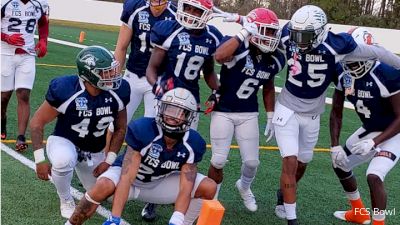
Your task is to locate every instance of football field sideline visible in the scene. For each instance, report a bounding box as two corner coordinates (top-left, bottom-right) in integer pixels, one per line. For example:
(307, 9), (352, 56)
(0, 143), (132, 225)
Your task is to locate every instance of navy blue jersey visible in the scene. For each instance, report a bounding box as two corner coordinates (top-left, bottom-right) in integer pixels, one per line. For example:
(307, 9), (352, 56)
(121, 0), (176, 77)
(46, 76), (130, 153)
(337, 62), (400, 132)
(151, 20), (222, 103)
(216, 37), (285, 112)
(114, 117), (206, 183)
(281, 23), (357, 99)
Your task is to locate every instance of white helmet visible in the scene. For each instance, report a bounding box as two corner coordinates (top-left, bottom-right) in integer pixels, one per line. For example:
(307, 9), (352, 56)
(342, 27), (375, 79)
(176, 0), (213, 29)
(156, 88), (197, 136)
(288, 5), (328, 53)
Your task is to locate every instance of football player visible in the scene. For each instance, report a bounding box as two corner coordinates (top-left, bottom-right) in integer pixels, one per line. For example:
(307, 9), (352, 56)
(115, 0), (176, 120)
(207, 8), (285, 212)
(1, 0), (49, 151)
(273, 5), (400, 225)
(146, 0), (222, 130)
(330, 27), (400, 225)
(29, 46), (130, 219)
(64, 88), (216, 225)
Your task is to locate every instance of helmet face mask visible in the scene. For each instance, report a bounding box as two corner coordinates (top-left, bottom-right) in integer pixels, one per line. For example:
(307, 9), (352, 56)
(341, 27), (376, 79)
(148, 0), (168, 13)
(247, 8), (281, 53)
(76, 46), (122, 91)
(176, 0), (213, 29)
(156, 88), (197, 137)
(288, 5), (328, 53)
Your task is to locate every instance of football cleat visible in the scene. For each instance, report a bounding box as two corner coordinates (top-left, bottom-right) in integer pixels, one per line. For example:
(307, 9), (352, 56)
(235, 179), (257, 212)
(1, 118), (6, 140)
(141, 203), (157, 222)
(287, 219), (299, 225)
(15, 135), (28, 152)
(275, 189), (286, 219)
(334, 209), (371, 224)
(60, 198), (76, 219)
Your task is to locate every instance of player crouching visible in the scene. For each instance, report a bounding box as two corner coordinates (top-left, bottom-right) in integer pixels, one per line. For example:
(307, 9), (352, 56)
(65, 88), (217, 225)
(330, 28), (400, 225)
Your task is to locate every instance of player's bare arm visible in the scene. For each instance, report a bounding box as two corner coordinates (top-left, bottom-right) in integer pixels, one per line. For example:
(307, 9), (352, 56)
(111, 147), (141, 217)
(114, 24), (133, 73)
(329, 89), (345, 147)
(203, 58), (220, 90)
(175, 163), (197, 214)
(146, 46), (167, 86)
(30, 101), (59, 181)
(214, 37), (241, 64)
(372, 92), (400, 146)
(93, 109), (127, 177)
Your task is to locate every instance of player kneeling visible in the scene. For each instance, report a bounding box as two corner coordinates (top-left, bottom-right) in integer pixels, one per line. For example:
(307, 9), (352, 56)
(330, 28), (400, 225)
(65, 88), (217, 225)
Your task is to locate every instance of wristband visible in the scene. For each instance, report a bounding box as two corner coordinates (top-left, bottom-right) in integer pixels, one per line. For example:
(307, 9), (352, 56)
(34, 148), (46, 164)
(105, 152), (117, 165)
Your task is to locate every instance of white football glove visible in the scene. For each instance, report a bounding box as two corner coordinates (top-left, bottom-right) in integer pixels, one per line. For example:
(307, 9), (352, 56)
(330, 146), (350, 171)
(264, 112), (274, 143)
(236, 17), (258, 41)
(221, 13), (242, 23)
(351, 139), (376, 155)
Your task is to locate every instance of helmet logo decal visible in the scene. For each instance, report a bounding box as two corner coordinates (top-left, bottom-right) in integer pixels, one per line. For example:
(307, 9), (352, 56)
(363, 32), (373, 45)
(80, 54), (98, 69)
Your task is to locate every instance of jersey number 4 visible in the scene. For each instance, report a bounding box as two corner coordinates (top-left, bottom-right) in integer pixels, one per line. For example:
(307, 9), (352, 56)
(8, 18), (36, 33)
(71, 116), (114, 138)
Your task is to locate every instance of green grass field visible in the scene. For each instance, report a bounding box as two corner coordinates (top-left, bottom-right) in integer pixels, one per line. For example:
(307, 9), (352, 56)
(1, 20), (399, 225)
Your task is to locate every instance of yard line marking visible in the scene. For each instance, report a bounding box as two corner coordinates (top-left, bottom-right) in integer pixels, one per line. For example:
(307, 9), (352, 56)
(35, 35), (356, 110)
(0, 143), (131, 225)
(36, 63), (75, 68)
(1, 140), (330, 152)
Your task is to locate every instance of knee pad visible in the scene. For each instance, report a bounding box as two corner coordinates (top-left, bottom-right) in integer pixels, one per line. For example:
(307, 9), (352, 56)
(243, 159), (260, 170)
(333, 166), (353, 180)
(210, 153), (228, 169)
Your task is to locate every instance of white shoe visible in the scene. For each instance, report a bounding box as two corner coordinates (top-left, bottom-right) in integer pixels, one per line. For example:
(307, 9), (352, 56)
(275, 205), (286, 219)
(60, 198), (76, 219)
(235, 179), (257, 212)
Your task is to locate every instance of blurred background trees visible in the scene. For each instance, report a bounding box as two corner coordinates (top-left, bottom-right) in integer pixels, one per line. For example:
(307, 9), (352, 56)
(100, 0), (399, 29)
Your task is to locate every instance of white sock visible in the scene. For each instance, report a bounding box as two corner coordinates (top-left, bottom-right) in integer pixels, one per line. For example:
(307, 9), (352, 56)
(183, 198), (203, 225)
(373, 210), (385, 221)
(284, 202), (297, 220)
(52, 169), (74, 202)
(345, 189), (360, 201)
(213, 183), (221, 200)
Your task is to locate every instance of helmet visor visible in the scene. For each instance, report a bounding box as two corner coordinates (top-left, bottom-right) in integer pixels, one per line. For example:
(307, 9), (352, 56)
(289, 29), (315, 49)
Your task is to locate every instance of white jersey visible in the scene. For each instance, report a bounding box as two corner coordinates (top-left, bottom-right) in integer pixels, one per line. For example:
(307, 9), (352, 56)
(1, 0), (49, 55)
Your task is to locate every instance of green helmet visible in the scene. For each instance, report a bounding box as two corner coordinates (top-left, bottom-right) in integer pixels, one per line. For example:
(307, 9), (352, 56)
(76, 46), (122, 91)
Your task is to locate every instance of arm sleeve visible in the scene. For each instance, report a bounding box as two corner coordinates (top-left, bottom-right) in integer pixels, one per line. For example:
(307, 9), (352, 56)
(45, 79), (63, 108)
(375, 66), (400, 97)
(192, 133), (206, 163)
(150, 21), (169, 50)
(344, 44), (400, 69)
(120, 0), (139, 28)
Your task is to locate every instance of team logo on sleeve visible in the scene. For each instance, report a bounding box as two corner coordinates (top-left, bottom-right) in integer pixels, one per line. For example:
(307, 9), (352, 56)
(178, 32), (191, 46)
(138, 11), (150, 23)
(75, 97), (88, 110)
(149, 144), (163, 159)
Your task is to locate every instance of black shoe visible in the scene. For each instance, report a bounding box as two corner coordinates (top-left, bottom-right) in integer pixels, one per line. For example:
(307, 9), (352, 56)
(1, 118), (6, 140)
(288, 219), (299, 225)
(16, 135), (28, 152)
(141, 203), (157, 222)
(277, 189), (284, 205)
